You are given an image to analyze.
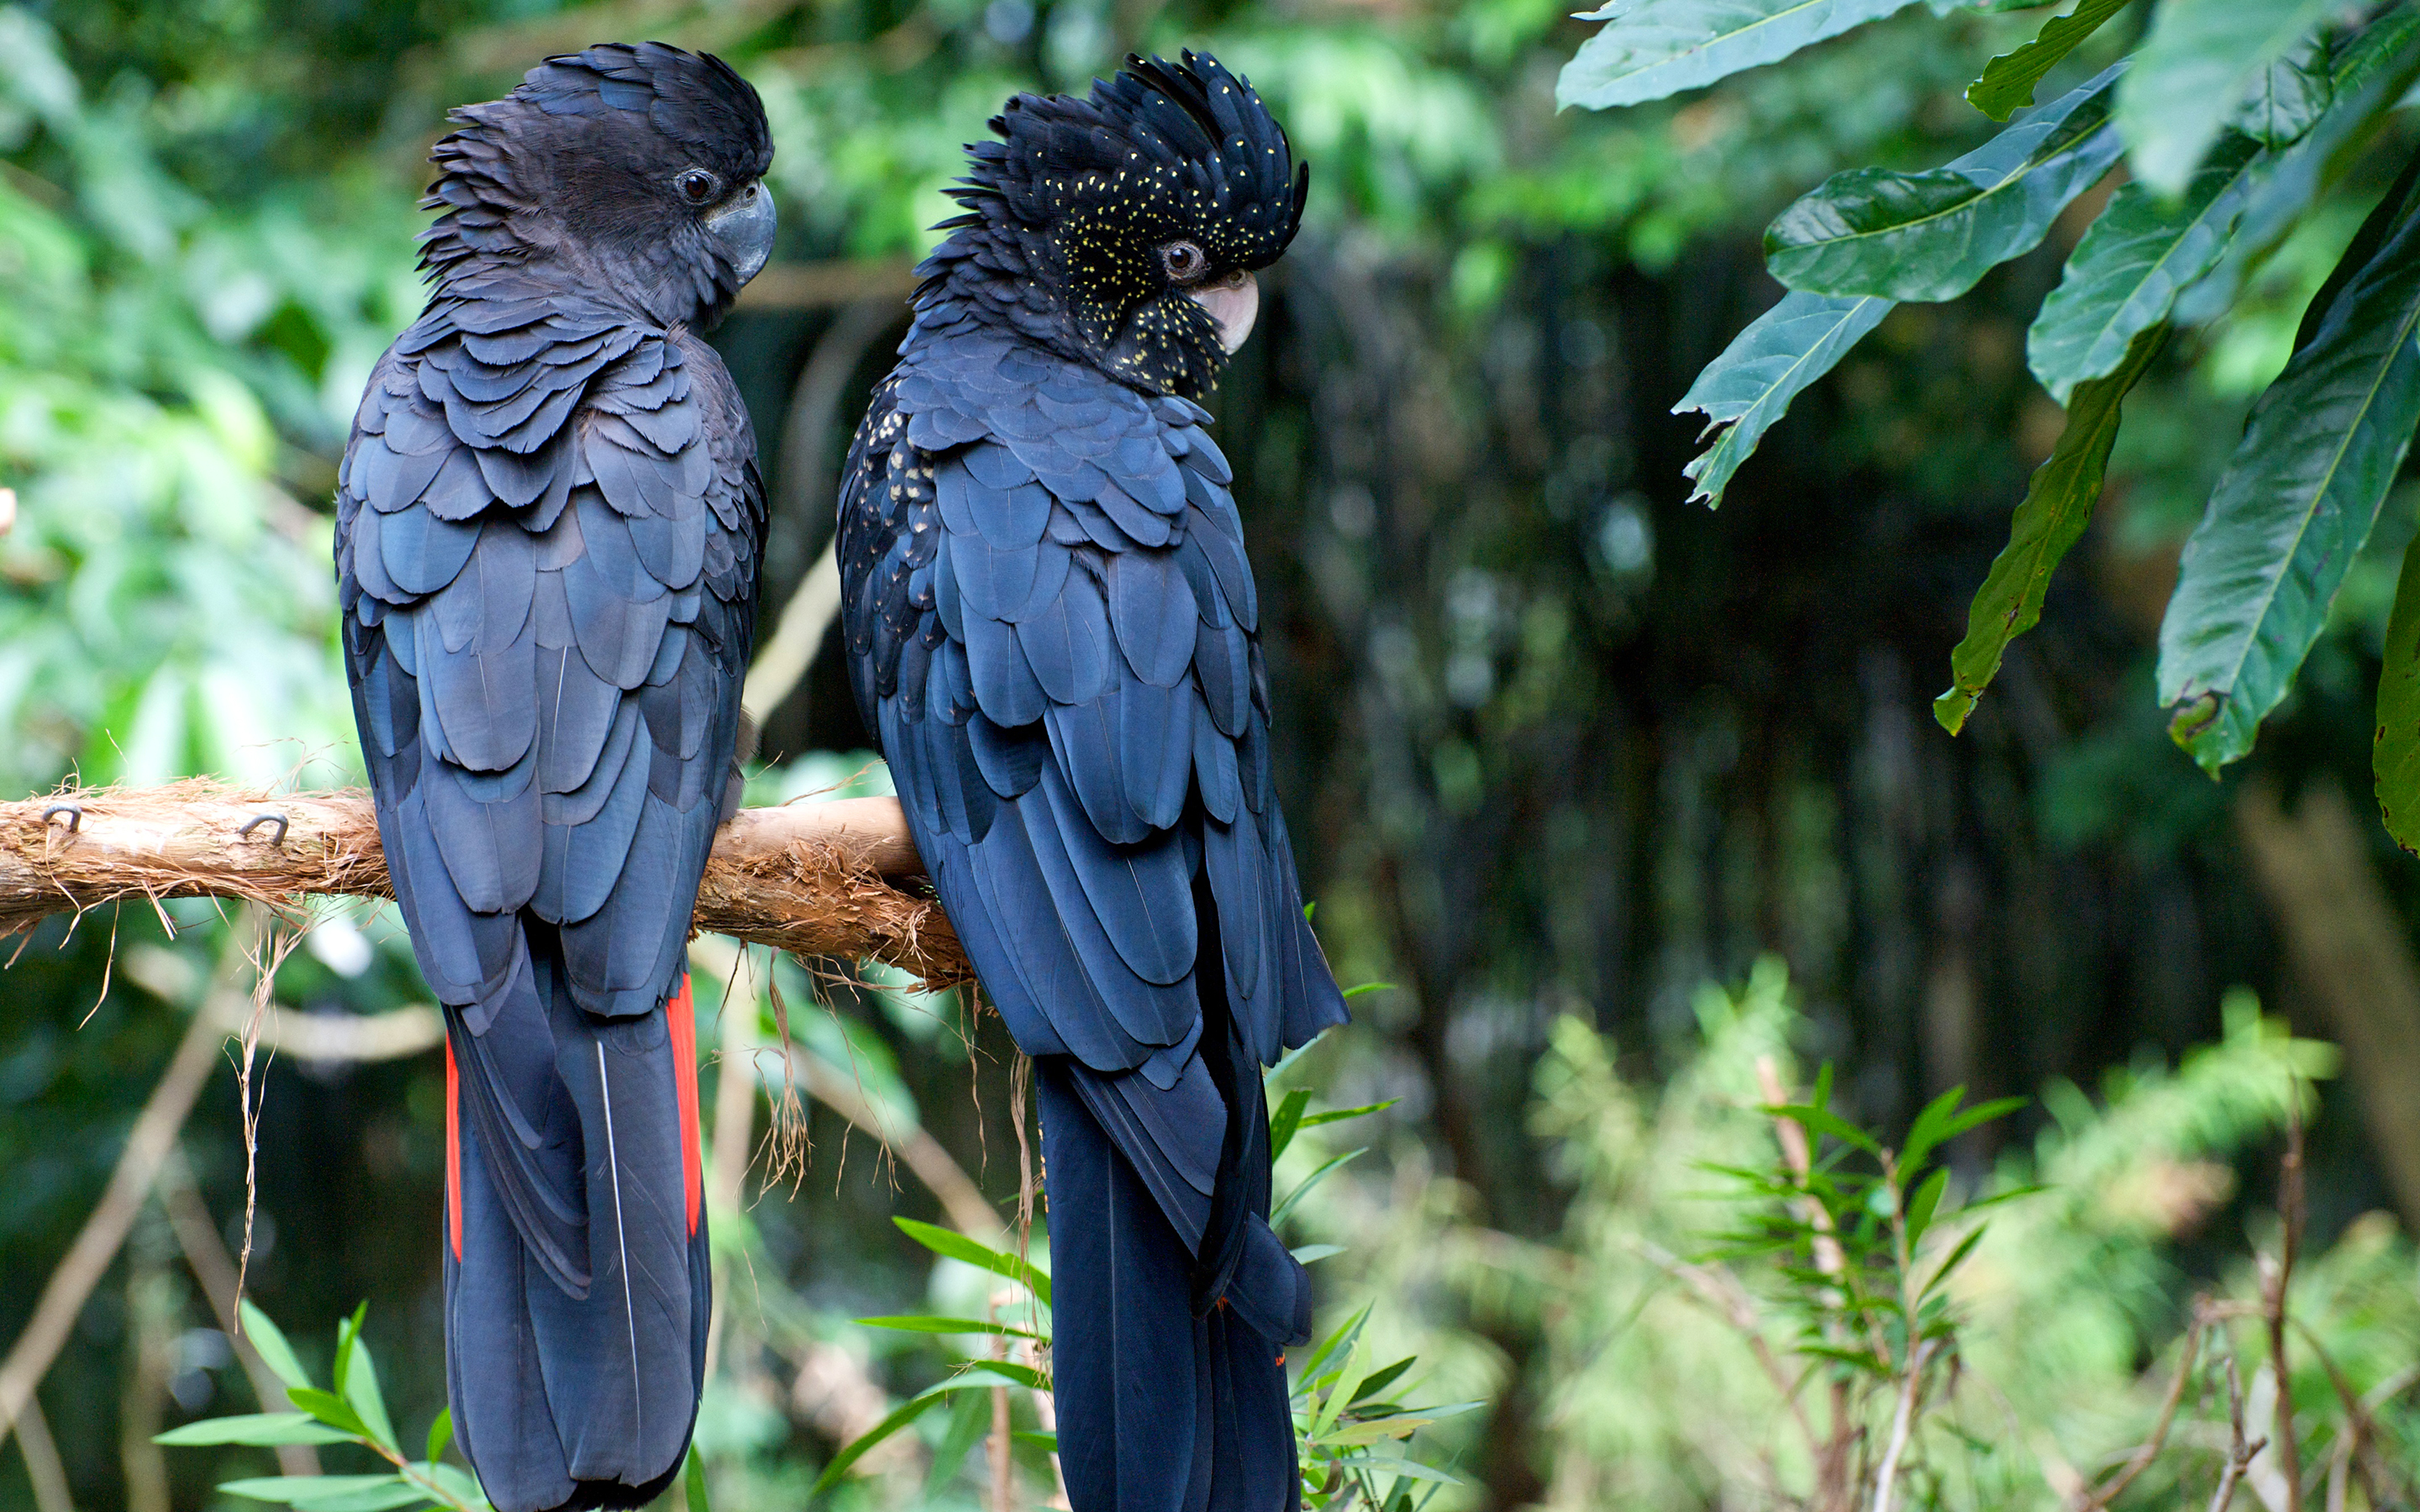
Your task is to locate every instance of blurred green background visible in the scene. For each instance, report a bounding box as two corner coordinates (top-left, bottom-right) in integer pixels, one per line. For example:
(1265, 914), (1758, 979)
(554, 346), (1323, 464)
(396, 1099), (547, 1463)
(3, 0), (2418, 1507)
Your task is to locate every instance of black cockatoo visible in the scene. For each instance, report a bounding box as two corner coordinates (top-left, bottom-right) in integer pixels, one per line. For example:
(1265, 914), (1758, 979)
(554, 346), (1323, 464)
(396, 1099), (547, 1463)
(837, 52), (1345, 1511)
(334, 44), (771, 1512)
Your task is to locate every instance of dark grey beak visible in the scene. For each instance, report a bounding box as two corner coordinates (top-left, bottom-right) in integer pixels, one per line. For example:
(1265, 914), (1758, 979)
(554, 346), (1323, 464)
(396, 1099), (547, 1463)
(705, 181), (776, 286)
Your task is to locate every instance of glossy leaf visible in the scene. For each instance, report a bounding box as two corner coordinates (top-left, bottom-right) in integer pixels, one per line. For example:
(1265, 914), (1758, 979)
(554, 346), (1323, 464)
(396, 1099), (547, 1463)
(2115, 0), (2333, 196)
(154, 1413), (355, 1447)
(892, 1217), (1052, 1307)
(424, 1409), (451, 1470)
(2175, 7), (2420, 323)
(1673, 291), (1894, 507)
(1556, 0), (1924, 111)
(1936, 325), (2165, 733)
(1767, 64), (2125, 302)
(2373, 532), (2420, 851)
(2028, 137), (2258, 402)
(1967, 0), (2135, 121)
(2158, 163), (2420, 769)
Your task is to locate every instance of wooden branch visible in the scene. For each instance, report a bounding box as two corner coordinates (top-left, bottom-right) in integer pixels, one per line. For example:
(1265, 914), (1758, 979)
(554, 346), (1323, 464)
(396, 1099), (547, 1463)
(0, 779), (969, 990)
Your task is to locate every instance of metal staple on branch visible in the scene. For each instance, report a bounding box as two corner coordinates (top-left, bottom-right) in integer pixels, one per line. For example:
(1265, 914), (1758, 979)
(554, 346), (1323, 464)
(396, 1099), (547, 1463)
(0, 778), (971, 990)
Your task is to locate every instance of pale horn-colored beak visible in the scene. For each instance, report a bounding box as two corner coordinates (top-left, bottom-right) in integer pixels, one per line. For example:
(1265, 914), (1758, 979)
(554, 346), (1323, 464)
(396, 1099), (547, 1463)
(1187, 271), (1260, 354)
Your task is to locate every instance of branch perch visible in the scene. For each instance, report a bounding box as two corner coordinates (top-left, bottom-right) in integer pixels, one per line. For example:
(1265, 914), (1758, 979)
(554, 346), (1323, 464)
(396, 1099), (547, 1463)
(0, 779), (967, 988)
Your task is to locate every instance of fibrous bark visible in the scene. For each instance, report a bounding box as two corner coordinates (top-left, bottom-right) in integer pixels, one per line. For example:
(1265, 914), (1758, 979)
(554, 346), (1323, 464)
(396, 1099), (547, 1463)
(0, 779), (968, 990)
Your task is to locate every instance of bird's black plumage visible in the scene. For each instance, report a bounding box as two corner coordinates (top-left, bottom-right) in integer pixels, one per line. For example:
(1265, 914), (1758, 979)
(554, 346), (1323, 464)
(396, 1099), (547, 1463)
(839, 52), (1342, 1512)
(336, 42), (771, 1512)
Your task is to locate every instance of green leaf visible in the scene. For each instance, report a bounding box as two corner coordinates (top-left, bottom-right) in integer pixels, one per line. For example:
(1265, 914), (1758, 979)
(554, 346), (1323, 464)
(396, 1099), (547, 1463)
(2028, 135), (2259, 403)
(2158, 164), (2420, 770)
(1673, 292), (1895, 507)
(1556, 0), (1926, 111)
(216, 1476), (431, 1512)
(1902, 1168), (1949, 1247)
(330, 1302), (367, 1401)
(818, 1363), (1046, 1495)
(1013, 1431), (1058, 1452)
(1919, 1223), (1994, 1299)
(1766, 64), (2124, 302)
(892, 1218), (1052, 1308)
(238, 1302), (313, 1391)
(1967, 0), (2134, 120)
(2231, 30), (2332, 148)
(424, 1408), (451, 1469)
(924, 1391), (992, 1500)
(343, 1332), (399, 1453)
(2376, 530), (2420, 851)
(1339, 981), (1396, 1000)
(1299, 1100), (1399, 1131)
(1331, 1452), (1462, 1486)
(1936, 323), (2165, 733)
(813, 1395), (949, 1493)
(1269, 1087), (1313, 1163)
(154, 1413), (355, 1447)
(1295, 1302), (1373, 1390)
(854, 1315), (1039, 1339)
(1349, 1357), (1418, 1406)
(413, 1462), (484, 1510)
(285, 1387), (370, 1439)
(2175, 7), (2420, 323)
(2115, 0), (2333, 196)
(1291, 1243), (1347, 1264)
(1270, 1147), (1365, 1228)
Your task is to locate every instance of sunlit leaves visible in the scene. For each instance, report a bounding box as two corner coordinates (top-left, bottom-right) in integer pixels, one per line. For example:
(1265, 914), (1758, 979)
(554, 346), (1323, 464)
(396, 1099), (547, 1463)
(1672, 292), (1894, 508)
(2159, 160), (2420, 770)
(1936, 326), (2165, 735)
(1967, 0), (2135, 122)
(2114, 0), (2333, 197)
(2230, 31), (2332, 150)
(2028, 134), (2260, 402)
(1765, 65), (2125, 302)
(1556, 0), (1926, 111)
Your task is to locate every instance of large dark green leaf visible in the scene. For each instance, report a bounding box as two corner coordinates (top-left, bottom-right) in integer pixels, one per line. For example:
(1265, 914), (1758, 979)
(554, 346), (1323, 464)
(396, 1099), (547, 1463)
(2230, 31), (2333, 148)
(2027, 134), (2260, 402)
(2157, 165), (2420, 770)
(2375, 531), (2420, 851)
(2115, 0), (2334, 196)
(1766, 65), (2125, 302)
(1936, 326), (2165, 734)
(1672, 291), (1895, 508)
(1555, 0), (1925, 111)
(1967, 0), (2135, 121)
(2175, 7), (2420, 323)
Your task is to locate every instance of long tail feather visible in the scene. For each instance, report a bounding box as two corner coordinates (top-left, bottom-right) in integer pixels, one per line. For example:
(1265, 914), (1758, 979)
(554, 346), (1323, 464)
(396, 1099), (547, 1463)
(444, 930), (709, 1512)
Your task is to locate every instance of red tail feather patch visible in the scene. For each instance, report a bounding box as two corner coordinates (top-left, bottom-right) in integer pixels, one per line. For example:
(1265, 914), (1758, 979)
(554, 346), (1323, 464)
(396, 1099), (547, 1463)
(444, 1032), (462, 1262)
(668, 974), (703, 1236)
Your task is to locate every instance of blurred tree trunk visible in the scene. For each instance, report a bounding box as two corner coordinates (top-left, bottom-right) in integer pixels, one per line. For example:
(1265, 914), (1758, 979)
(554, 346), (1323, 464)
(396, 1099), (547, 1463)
(2233, 778), (2420, 1229)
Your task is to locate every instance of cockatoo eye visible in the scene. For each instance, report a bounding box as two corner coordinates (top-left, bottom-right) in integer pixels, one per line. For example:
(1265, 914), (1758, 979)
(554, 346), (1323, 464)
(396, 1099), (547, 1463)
(677, 170), (720, 205)
(1159, 240), (1208, 285)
